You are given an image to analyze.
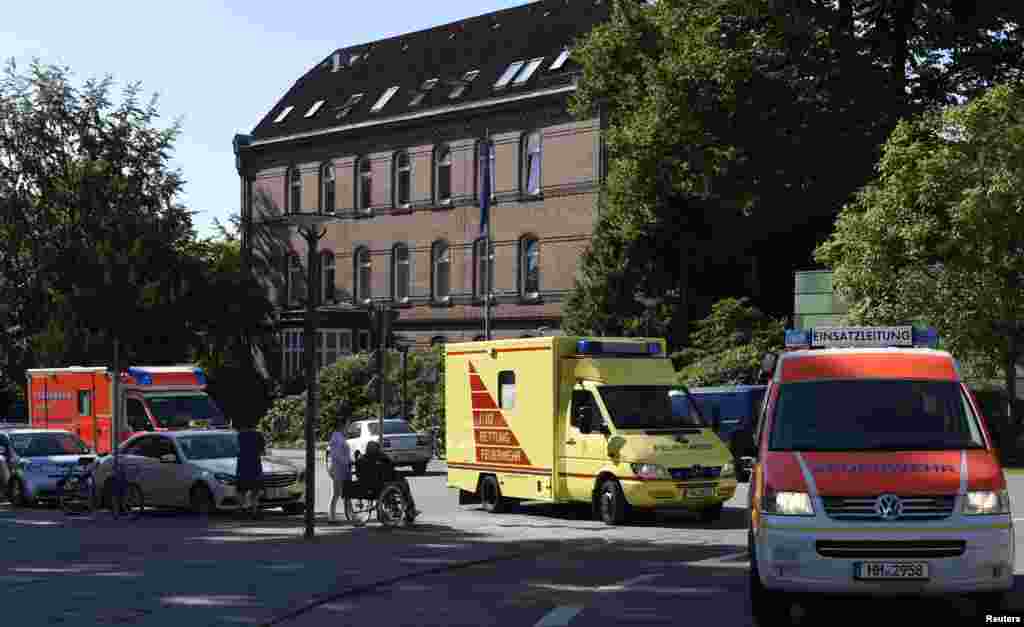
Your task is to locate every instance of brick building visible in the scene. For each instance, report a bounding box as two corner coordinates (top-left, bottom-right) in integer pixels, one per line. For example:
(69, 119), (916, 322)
(235, 0), (611, 383)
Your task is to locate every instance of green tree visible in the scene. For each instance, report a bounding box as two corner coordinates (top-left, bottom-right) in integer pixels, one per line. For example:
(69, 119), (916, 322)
(563, 0), (1024, 345)
(674, 297), (785, 386)
(815, 81), (1024, 424)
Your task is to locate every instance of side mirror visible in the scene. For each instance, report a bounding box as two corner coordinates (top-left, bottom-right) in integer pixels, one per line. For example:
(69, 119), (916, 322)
(607, 435), (626, 457)
(160, 453), (177, 464)
(577, 407), (594, 434)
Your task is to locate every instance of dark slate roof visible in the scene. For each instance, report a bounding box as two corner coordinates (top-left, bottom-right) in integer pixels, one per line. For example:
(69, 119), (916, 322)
(250, 0), (612, 141)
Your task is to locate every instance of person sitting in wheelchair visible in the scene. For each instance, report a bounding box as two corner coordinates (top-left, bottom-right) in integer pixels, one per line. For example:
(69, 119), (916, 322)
(355, 440), (420, 522)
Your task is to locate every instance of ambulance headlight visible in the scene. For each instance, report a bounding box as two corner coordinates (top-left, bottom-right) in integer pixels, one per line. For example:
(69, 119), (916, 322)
(721, 462), (735, 478)
(630, 463), (670, 480)
(762, 489), (815, 516)
(963, 490), (1011, 515)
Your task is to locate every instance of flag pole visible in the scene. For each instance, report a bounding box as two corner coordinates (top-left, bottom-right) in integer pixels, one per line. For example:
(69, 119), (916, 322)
(482, 129), (492, 341)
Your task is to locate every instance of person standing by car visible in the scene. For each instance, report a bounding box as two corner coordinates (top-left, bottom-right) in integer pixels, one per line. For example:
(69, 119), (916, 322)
(328, 420), (352, 523)
(236, 424), (266, 518)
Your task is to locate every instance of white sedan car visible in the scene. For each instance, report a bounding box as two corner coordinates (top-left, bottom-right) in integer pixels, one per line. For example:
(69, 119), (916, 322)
(346, 419), (432, 475)
(94, 430), (305, 514)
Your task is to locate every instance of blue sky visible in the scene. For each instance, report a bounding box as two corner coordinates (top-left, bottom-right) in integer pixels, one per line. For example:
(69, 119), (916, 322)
(1, 0), (532, 239)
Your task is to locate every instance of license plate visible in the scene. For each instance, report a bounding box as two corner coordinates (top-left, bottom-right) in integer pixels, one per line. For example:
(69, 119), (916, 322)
(855, 562), (929, 580)
(684, 487), (714, 498)
(265, 487), (289, 499)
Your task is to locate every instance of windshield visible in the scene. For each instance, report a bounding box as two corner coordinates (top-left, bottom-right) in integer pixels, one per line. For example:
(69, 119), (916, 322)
(10, 432), (88, 457)
(769, 380), (986, 451)
(177, 434), (239, 460)
(367, 421), (415, 436)
(598, 386), (707, 430)
(145, 394), (226, 429)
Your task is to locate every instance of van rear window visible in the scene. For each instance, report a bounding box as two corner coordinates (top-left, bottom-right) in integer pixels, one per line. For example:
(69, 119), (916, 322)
(769, 380), (985, 452)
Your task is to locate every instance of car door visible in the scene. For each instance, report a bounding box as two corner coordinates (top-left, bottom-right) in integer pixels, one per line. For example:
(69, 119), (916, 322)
(347, 422), (365, 458)
(148, 436), (192, 507)
(561, 385), (609, 501)
(126, 398), (155, 436)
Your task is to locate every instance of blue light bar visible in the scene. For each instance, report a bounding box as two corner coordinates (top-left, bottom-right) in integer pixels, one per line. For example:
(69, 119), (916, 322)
(648, 342), (662, 355)
(127, 367), (153, 385)
(576, 340), (660, 356)
(193, 368), (207, 386)
(785, 326), (940, 349)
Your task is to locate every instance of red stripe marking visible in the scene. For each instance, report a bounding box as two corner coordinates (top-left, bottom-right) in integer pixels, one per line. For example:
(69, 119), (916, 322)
(448, 350), (490, 356)
(448, 462), (551, 476)
(781, 353), (957, 383)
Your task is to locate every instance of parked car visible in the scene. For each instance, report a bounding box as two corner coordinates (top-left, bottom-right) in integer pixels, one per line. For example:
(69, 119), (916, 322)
(1, 429), (98, 506)
(688, 385), (766, 482)
(92, 430), (305, 514)
(346, 418), (432, 475)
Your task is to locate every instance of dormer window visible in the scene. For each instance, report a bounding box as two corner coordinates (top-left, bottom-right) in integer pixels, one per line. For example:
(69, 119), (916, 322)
(449, 70), (479, 99)
(513, 58), (545, 85)
(409, 78), (438, 107)
(273, 106), (295, 123)
(494, 61), (525, 89)
(371, 86), (400, 113)
(550, 48), (570, 71)
(304, 100), (325, 118)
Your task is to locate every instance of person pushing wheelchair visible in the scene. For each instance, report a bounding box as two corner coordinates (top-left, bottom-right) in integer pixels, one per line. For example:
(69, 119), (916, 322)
(354, 440), (420, 523)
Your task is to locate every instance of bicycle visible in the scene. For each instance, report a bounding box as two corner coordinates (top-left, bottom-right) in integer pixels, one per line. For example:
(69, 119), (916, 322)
(58, 456), (98, 515)
(343, 471), (414, 528)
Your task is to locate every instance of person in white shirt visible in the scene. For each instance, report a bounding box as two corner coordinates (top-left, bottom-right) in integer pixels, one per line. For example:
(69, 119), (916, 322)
(328, 421), (352, 523)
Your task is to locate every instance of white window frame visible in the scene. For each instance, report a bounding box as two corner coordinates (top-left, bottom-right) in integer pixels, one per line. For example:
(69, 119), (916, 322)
(435, 146), (452, 205)
(357, 157), (372, 212)
(371, 86), (400, 113)
(273, 106), (294, 123)
(321, 163), (336, 213)
(513, 57), (545, 85)
(304, 100), (325, 118)
(355, 247), (372, 304)
(289, 166), (302, 214)
(524, 132), (542, 196)
(394, 151), (412, 207)
(432, 241), (451, 302)
(495, 61), (525, 89)
(520, 237), (540, 298)
(550, 48), (570, 71)
(392, 244), (410, 303)
(449, 70), (479, 99)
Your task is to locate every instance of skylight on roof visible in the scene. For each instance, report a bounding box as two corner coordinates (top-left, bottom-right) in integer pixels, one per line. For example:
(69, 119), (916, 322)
(422, 78), (439, 90)
(513, 57), (545, 85)
(343, 93), (364, 107)
(494, 61), (525, 89)
(273, 106), (295, 123)
(409, 78), (439, 107)
(370, 86), (400, 113)
(448, 70), (480, 99)
(304, 100), (325, 118)
(550, 48), (570, 71)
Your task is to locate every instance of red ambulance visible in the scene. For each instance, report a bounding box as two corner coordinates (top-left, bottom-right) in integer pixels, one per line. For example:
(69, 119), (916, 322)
(26, 366), (228, 454)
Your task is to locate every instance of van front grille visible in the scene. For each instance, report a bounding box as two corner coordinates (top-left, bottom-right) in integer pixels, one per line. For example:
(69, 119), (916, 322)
(669, 466), (721, 481)
(816, 540), (965, 559)
(821, 495), (955, 521)
(262, 473), (297, 488)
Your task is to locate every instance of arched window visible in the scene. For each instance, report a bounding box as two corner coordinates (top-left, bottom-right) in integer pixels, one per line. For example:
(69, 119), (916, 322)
(288, 166), (302, 213)
(321, 251), (335, 302)
(354, 247), (371, 304)
(431, 240), (450, 302)
(430, 335), (447, 347)
(357, 157), (372, 212)
(391, 244), (410, 303)
(523, 131), (542, 196)
(289, 254), (305, 305)
(394, 151), (411, 208)
(473, 237), (493, 300)
(519, 236), (540, 298)
(321, 163), (335, 213)
(435, 146), (452, 205)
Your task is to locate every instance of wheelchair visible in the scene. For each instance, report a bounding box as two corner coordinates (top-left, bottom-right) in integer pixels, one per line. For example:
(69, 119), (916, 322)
(342, 467), (415, 528)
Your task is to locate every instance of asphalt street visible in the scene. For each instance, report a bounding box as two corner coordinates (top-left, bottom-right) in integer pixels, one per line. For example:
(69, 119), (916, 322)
(0, 457), (1021, 627)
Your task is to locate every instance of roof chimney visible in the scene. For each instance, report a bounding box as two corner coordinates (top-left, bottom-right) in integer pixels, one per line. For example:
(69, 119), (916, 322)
(331, 51), (342, 72)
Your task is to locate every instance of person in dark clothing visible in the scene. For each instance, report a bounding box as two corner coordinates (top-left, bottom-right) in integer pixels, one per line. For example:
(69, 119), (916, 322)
(356, 440), (419, 522)
(236, 426), (266, 517)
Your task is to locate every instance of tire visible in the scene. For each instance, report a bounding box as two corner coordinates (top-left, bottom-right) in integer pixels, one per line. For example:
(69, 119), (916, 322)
(7, 478), (28, 507)
(412, 462), (428, 475)
(190, 484), (216, 516)
(60, 477), (93, 516)
(116, 483), (144, 520)
(596, 478), (628, 525)
(377, 483), (409, 528)
(749, 532), (792, 626)
(282, 502), (305, 515)
(344, 496), (373, 526)
(698, 503), (724, 523)
(479, 475), (507, 514)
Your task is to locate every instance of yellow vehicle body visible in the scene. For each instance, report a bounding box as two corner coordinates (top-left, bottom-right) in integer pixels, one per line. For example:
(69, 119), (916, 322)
(445, 336), (737, 523)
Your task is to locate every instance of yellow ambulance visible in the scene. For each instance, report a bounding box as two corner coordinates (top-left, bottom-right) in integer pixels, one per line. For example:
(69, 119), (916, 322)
(446, 336), (737, 525)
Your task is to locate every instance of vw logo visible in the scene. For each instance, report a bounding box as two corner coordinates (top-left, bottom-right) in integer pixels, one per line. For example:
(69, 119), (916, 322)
(692, 464), (703, 475)
(874, 494), (904, 520)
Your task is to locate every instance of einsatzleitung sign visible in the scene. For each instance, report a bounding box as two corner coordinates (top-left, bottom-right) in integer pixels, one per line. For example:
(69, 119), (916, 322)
(810, 326), (913, 348)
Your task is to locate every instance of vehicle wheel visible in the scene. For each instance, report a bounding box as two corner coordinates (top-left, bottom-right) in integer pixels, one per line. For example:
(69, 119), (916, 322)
(698, 503), (724, 523)
(479, 475), (507, 513)
(377, 484), (409, 528)
(7, 478), (28, 507)
(353, 450), (362, 463)
(344, 496), (373, 526)
(749, 533), (792, 625)
(595, 478), (629, 525)
(117, 483), (144, 520)
(282, 502), (305, 515)
(60, 478), (92, 515)
(190, 484), (215, 516)
(412, 462), (428, 475)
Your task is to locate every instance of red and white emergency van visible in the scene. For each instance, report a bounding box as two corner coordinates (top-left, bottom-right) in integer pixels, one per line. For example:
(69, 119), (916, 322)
(26, 366), (227, 454)
(748, 326), (1014, 621)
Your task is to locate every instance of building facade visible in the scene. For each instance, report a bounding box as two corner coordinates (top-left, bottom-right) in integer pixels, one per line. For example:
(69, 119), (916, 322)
(236, 0), (611, 383)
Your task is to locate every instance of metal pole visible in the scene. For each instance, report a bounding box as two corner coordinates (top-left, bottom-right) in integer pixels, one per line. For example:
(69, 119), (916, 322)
(112, 335), (119, 505)
(483, 130), (492, 341)
(377, 304), (385, 446)
(401, 348), (408, 419)
(302, 228), (318, 540)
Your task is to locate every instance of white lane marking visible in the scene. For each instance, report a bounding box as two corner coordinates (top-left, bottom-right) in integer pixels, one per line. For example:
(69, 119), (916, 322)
(691, 551), (749, 564)
(530, 583), (726, 595)
(533, 606), (584, 627)
(597, 573), (661, 591)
